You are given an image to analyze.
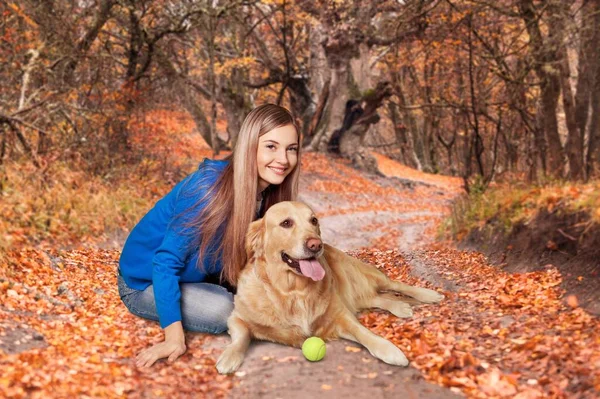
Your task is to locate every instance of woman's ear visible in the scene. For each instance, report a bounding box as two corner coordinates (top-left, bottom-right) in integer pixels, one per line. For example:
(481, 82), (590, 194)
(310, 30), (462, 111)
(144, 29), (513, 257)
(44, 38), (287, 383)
(245, 218), (265, 259)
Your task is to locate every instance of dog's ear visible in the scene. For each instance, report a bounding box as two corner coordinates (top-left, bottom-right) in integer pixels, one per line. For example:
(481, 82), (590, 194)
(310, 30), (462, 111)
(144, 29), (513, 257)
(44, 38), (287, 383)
(245, 218), (265, 259)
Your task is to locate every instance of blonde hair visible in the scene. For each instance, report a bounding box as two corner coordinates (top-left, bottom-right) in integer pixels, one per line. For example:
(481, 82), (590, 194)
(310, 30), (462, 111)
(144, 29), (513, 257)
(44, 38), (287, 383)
(187, 104), (300, 287)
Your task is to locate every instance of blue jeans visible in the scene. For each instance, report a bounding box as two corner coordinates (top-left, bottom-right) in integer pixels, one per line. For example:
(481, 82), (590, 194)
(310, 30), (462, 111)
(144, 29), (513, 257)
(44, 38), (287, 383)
(117, 275), (234, 334)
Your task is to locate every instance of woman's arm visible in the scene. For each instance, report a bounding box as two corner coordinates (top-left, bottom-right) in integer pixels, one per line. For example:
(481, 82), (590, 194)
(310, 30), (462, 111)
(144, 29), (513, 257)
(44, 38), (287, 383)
(137, 170), (210, 367)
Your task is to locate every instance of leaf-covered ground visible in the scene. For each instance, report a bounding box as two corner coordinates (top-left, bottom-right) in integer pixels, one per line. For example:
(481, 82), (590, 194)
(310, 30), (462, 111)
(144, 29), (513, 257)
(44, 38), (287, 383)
(1, 152), (599, 398)
(357, 247), (600, 398)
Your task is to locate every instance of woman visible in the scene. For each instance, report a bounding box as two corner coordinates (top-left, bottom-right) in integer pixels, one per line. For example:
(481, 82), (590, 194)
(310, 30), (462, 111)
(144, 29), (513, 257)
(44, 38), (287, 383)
(118, 104), (301, 367)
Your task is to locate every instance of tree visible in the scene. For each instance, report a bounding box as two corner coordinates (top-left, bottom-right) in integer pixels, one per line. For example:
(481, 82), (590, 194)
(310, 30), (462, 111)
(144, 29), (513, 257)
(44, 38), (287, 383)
(299, 0), (435, 174)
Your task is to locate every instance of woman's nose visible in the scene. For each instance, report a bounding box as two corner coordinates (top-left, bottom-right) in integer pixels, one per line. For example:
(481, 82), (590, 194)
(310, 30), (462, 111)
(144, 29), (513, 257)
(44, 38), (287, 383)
(276, 150), (289, 165)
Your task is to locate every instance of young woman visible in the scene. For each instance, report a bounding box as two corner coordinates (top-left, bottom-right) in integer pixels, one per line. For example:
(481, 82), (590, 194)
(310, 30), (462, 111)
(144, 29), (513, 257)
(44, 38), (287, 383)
(118, 104), (301, 367)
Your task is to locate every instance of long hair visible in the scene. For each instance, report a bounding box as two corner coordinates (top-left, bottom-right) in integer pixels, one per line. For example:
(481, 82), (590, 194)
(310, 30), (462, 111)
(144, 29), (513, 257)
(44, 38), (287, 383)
(187, 104), (300, 287)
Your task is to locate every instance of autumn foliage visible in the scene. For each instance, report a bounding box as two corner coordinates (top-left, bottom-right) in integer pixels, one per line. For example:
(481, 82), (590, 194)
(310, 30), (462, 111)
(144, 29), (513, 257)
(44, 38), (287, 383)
(2, 152), (599, 398)
(1, 1), (600, 396)
(0, 249), (232, 398)
(358, 247), (600, 398)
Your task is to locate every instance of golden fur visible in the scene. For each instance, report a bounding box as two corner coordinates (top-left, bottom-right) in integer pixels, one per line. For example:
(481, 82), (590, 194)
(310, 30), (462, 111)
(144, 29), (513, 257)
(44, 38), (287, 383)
(216, 201), (444, 374)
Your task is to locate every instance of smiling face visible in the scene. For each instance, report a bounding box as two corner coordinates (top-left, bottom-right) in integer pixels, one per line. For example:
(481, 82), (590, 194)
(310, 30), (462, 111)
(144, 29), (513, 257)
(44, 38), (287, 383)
(246, 201), (326, 281)
(256, 125), (299, 193)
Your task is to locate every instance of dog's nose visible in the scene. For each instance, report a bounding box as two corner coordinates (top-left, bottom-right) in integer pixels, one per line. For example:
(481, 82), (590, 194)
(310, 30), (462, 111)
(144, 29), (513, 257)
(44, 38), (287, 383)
(306, 237), (323, 253)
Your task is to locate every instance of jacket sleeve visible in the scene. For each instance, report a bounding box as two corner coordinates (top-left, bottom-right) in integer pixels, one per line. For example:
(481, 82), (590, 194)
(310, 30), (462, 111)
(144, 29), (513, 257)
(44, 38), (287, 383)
(151, 173), (207, 329)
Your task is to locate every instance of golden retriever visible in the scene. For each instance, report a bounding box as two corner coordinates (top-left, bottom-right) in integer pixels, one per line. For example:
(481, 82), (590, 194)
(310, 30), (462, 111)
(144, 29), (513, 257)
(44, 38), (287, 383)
(216, 201), (444, 374)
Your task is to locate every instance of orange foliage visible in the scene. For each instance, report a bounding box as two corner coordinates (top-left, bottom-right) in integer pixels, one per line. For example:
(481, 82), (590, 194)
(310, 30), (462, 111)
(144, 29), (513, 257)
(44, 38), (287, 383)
(128, 109), (217, 168)
(0, 250), (233, 398)
(372, 152), (463, 194)
(354, 247), (600, 398)
(302, 152), (454, 223)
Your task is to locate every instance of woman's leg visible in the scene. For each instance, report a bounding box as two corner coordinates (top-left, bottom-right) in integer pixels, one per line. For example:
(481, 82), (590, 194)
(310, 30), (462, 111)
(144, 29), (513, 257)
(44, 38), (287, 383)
(118, 275), (234, 334)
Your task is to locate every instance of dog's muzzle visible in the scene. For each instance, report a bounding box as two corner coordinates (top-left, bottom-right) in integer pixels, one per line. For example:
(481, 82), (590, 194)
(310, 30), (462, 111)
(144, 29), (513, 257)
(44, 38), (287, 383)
(281, 252), (325, 281)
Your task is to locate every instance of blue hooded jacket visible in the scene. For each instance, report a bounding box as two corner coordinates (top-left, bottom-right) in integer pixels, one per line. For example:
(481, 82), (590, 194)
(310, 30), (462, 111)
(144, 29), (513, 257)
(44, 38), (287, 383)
(119, 158), (229, 328)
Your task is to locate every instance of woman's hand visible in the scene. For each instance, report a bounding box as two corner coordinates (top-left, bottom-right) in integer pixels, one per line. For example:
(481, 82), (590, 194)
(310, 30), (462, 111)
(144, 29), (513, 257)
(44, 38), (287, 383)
(136, 321), (186, 367)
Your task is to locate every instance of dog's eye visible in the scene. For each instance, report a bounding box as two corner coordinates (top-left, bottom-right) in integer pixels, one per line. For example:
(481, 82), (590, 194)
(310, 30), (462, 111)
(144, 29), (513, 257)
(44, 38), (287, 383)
(280, 219), (294, 228)
(311, 217), (318, 226)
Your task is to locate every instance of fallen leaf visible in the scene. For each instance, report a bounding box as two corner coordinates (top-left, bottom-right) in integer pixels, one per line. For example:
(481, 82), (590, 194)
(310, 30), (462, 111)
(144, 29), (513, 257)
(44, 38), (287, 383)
(276, 356), (298, 363)
(566, 295), (579, 308)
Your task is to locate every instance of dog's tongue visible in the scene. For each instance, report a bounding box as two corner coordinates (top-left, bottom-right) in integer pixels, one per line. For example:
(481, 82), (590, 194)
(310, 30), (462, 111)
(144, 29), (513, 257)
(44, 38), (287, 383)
(298, 258), (325, 281)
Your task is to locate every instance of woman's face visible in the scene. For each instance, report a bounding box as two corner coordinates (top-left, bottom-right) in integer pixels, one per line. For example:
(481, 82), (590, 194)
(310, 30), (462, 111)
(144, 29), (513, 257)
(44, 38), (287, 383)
(256, 124), (299, 192)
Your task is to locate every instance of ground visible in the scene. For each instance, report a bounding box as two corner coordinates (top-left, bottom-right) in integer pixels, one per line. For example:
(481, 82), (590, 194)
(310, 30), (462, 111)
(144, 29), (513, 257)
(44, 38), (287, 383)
(1, 153), (598, 398)
(461, 207), (600, 316)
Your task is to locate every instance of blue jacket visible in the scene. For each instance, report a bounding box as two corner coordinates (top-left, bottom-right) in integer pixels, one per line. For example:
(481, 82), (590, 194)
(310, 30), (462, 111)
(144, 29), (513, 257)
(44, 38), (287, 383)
(119, 158), (229, 328)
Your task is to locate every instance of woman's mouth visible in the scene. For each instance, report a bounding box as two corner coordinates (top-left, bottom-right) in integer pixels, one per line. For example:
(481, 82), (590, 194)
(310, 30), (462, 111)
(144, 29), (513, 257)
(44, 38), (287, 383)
(268, 166), (287, 175)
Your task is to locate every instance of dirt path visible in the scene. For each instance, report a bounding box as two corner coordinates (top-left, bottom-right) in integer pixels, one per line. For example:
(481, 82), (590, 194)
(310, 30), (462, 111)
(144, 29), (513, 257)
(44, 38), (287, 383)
(209, 164), (465, 398)
(208, 335), (460, 399)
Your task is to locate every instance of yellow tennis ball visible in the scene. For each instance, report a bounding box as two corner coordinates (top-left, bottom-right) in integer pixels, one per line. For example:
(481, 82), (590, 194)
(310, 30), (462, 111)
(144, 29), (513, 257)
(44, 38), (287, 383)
(302, 336), (326, 362)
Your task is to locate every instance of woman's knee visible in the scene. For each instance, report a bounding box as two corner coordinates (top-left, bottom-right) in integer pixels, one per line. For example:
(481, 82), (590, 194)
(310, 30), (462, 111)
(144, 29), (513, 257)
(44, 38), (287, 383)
(180, 284), (234, 333)
(121, 294), (160, 323)
(119, 283), (160, 322)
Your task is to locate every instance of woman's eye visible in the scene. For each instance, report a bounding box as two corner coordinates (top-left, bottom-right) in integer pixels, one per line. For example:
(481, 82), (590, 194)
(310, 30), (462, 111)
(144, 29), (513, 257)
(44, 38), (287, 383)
(288, 147), (298, 152)
(267, 144), (276, 150)
(280, 219), (293, 228)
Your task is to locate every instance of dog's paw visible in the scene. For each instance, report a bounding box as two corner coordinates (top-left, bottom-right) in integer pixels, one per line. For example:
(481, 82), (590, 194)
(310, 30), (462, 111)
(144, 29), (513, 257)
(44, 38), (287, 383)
(412, 288), (444, 304)
(369, 339), (409, 367)
(216, 347), (245, 375)
(388, 301), (413, 318)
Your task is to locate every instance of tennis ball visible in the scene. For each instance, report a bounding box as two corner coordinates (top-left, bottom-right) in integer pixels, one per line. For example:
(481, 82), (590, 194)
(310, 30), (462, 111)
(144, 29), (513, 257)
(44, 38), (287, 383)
(302, 336), (326, 362)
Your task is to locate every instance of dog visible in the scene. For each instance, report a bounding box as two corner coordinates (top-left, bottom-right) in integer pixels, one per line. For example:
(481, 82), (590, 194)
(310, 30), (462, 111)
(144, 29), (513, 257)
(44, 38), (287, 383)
(216, 201), (444, 374)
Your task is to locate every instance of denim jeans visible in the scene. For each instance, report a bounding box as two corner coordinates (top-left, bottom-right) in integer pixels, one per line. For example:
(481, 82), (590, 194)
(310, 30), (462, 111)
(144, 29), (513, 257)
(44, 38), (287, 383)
(117, 274), (234, 334)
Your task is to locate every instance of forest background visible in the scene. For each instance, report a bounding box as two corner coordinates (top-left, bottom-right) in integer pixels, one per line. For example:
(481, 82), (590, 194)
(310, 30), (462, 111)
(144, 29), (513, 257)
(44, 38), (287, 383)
(2, 0), (600, 249)
(1, 0), (599, 398)
(2, 0), (600, 248)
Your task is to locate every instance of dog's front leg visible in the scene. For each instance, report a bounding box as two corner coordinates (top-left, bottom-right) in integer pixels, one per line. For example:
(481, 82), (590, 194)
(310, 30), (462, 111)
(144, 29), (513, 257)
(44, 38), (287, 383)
(336, 312), (409, 367)
(216, 314), (251, 374)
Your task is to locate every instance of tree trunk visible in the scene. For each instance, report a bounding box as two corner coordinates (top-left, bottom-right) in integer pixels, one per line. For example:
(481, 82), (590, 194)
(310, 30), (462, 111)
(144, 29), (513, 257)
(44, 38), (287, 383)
(586, 0), (600, 178)
(307, 0), (365, 153)
(423, 61), (440, 173)
(63, 0), (115, 85)
(390, 68), (428, 171)
(541, 77), (566, 177)
(337, 81), (392, 174)
(387, 102), (418, 168)
(580, 0), (600, 179)
(303, 22), (330, 146)
(519, 0), (566, 178)
(287, 77), (314, 137)
(552, 4), (582, 179)
(308, 60), (352, 152)
(587, 70), (600, 178)
(219, 70), (250, 147)
(207, 13), (219, 155)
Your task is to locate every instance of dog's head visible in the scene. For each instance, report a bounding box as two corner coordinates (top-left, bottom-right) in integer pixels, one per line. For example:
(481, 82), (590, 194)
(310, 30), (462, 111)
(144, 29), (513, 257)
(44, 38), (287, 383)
(246, 201), (326, 281)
